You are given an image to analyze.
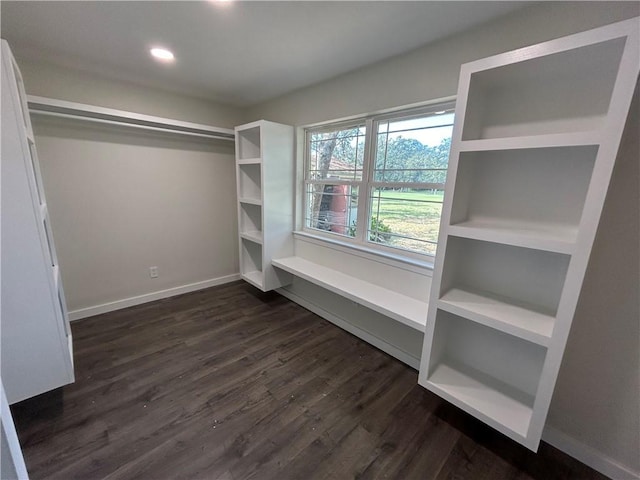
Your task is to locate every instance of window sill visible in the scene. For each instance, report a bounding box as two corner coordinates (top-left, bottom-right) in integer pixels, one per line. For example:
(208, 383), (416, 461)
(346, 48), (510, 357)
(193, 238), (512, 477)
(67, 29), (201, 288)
(293, 230), (435, 275)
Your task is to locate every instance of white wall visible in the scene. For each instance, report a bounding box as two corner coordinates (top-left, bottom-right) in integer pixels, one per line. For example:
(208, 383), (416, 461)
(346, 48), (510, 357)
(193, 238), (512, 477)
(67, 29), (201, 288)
(247, 2), (639, 125)
(34, 118), (239, 315)
(247, 2), (640, 477)
(18, 62), (245, 316)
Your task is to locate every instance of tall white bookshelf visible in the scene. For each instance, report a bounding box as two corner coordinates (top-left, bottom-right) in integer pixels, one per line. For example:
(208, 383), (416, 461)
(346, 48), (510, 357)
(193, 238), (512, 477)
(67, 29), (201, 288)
(419, 18), (639, 451)
(1, 40), (75, 404)
(235, 120), (294, 291)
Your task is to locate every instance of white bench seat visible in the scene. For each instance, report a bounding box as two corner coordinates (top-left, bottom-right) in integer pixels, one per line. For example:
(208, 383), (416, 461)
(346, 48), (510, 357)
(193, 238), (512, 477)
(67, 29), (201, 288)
(272, 256), (428, 332)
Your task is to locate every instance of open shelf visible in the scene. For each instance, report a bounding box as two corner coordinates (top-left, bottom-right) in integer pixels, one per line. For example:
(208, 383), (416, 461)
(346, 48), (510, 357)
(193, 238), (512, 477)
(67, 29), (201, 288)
(240, 231), (263, 244)
(237, 125), (261, 160)
(239, 202), (262, 236)
(237, 162), (261, 200)
(449, 146), (597, 252)
(458, 131), (600, 152)
(241, 239), (263, 288)
(238, 197), (262, 206)
(427, 362), (533, 439)
(441, 237), (569, 319)
(426, 309), (546, 439)
(438, 288), (554, 346)
(448, 220), (577, 254)
(461, 37), (626, 140)
(237, 157), (261, 165)
(241, 270), (263, 289)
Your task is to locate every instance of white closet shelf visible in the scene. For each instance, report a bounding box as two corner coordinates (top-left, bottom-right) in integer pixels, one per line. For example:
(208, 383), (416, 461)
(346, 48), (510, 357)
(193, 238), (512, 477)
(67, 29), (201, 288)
(242, 270), (263, 290)
(427, 361), (533, 439)
(240, 231), (263, 244)
(448, 220), (577, 254)
(438, 288), (554, 346)
(238, 197), (262, 206)
(457, 131), (600, 152)
(272, 256), (428, 332)
(27, 95), (235, 141)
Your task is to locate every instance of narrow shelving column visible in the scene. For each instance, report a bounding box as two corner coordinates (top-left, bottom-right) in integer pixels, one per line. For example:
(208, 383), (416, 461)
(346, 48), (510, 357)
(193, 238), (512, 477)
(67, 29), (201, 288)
(235, 120), (294, 291)
(419, 18), (639, 451)
(1, 40), (75, 404)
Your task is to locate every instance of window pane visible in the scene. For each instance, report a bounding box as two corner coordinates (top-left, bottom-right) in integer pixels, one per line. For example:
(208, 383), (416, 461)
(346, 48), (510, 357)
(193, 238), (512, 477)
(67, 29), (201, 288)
(369, 188), (444, 255)
(306, 184), (359, 237)
(374, 113), (453, 184)
(308, 125), (366, 181)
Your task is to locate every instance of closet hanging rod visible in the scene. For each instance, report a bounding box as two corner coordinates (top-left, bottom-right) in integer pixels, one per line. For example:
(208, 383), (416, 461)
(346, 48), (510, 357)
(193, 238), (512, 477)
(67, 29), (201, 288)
(27, 95), (235, 142)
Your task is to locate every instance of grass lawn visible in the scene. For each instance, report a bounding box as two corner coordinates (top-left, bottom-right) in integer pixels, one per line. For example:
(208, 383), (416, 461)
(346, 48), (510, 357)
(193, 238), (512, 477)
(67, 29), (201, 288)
(370, 189), (444, 254)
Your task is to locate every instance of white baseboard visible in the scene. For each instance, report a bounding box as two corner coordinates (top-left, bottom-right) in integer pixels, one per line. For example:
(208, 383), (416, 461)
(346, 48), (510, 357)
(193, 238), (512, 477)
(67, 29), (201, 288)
(68, 273), (241, 321)
(277, 286), (421, 370)
(543, 425), (639, 480)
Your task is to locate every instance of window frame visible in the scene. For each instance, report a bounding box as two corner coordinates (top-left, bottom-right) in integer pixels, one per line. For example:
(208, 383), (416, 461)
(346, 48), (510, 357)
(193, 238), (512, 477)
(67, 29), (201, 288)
(302, 99), (455, 261)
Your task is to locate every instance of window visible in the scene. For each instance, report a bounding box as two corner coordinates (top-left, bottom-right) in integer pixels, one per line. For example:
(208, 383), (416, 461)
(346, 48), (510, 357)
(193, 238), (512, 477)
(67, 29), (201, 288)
(304, 101), (454, 257)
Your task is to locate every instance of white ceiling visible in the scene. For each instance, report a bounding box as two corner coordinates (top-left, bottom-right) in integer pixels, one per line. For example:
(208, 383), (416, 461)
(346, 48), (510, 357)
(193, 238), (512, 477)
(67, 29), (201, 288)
(1, 1), (532, 107)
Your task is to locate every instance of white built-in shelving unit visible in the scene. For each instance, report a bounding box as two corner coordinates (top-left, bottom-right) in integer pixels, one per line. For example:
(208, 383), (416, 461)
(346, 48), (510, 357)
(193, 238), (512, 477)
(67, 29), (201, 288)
(235, 120), (294, 291)
(419, 18), (639, 451)
(1, 40), (75, 404)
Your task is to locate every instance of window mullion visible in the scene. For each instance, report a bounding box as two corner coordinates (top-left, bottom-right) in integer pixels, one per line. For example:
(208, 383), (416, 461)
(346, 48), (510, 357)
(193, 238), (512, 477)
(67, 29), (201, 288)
(356, 118), (375, 243)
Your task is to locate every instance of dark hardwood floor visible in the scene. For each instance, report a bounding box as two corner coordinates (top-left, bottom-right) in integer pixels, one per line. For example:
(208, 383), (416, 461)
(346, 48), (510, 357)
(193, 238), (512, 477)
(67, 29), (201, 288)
(12, 281), (608, 480)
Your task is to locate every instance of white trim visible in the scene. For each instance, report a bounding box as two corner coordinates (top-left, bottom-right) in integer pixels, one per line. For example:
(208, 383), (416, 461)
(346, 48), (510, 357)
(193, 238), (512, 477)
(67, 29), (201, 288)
(300, 95), (457, 130)
(277, 286), (421, 370)
(27, 95), (235, 141)
(294, 230), (434, 274)
(302, 99), (454, 260)
(68, 274), (241, 321)
(542, 425), (640, 480)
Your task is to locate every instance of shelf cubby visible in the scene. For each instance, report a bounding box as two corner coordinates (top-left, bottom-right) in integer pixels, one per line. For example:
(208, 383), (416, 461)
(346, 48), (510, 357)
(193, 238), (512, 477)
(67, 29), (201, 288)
(241, 238), (263, 287)
(237, 163), (261, 202)
(441, 237), (569, 320)
(426, 309), (546, 439)
(461, 37), (626, 141)
(448, 145), (597, 252)
(236, 125), (261, 160)
(239, 202), (262, 241)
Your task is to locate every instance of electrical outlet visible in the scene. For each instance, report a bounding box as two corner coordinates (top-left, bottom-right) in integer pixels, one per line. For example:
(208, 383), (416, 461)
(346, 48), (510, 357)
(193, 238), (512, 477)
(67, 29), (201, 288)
(149, 266), (159, 278)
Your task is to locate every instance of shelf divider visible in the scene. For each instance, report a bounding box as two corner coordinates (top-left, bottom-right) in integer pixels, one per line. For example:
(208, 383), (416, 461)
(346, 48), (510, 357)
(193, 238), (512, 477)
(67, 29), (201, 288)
(457, 131), (600, 152)
(448, 220), (577, 254)
(438, 288), (554, 346)
(427, 361), (534, 439)
(238, 197), (262, 206)
(240, 231), (263, 244)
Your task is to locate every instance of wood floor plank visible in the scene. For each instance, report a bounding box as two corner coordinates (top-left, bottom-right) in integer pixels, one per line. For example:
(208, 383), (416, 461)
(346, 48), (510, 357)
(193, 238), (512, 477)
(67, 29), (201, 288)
(11, 281), (610, 480)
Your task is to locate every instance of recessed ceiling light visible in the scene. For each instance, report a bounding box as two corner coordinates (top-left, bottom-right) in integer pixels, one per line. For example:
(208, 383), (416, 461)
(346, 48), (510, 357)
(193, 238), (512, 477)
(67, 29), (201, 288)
(150, 47), (175, 62)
